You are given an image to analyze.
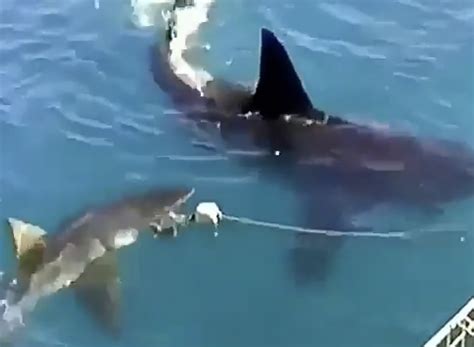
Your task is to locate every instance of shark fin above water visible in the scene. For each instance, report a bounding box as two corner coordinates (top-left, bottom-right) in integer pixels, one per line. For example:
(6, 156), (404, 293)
(73, 251), (121, 337)
(244, 28), (314, 119)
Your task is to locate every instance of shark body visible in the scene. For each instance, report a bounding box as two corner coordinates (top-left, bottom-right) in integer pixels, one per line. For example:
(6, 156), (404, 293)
(149, 2), (474, 283)
(2, 187), (193, 339)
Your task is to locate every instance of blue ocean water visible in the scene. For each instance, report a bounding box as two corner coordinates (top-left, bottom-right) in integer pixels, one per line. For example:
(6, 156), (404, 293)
(0, 0), (473, 346)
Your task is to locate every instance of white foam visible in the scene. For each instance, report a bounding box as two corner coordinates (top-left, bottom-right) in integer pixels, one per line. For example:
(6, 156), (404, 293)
(113, 228), (139, 248)
(130, 0), (215, 92)
(166, 0), (215, 92)
(130, 0), (174, 28)
(1, 283), (24, 341)
(2, 304), (23, 329)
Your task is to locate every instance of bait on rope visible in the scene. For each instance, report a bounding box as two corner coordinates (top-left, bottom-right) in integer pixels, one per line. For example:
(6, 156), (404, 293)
(162, 202), (469, 241)
(221, 214), (407, 239)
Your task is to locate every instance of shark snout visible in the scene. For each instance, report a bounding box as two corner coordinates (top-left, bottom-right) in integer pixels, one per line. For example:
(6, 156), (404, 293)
(133, 186), (195, 219)
(151, 187), (195, 210)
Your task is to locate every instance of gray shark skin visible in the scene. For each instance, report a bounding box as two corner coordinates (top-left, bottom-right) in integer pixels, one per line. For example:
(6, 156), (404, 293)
(48, 187), (193, 258)
(8, 186), (193, 338)
(149, 7), (474, 283)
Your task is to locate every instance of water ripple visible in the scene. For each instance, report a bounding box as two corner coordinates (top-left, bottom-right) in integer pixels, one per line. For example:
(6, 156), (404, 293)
(283, 29), (341, 57)
(155, 154), (228, 162)
(393, 71), (429, 82)
(193, 175), (258, 184)
(397, 0), (432, 13)
(124, 172), (149, 182)
(285, 29), (386, 60)
(1, 1), (473, 346)
(443, 7), (474, 22)
(63, 110), (113, 130)
(117, 117), (163, 137)
(319, 2), (379, 26)
(63, 130), (113, 147)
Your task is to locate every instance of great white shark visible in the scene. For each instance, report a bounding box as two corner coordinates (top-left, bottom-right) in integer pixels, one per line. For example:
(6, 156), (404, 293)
(0, 187), (194, 341)
(149, 1), (474, 283)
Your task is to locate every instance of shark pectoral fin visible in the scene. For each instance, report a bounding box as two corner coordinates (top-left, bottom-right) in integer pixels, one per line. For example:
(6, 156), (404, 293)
(289, 192), (358, 285)
(245, 28), (314, 119)
(73, 251), (121, 337)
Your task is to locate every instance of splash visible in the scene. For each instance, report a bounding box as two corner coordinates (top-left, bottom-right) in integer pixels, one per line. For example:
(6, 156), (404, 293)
(130, 0), (174, 28)
(113, 228), (139, 247)
(165, 0), (215, 92)
(0, 273), (24, 342)
(130, 0), (216, 93)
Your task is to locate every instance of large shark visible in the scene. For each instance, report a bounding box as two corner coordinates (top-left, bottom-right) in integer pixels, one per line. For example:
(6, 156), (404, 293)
(0, 186), (194, 340)
(149, 1), (474, 283)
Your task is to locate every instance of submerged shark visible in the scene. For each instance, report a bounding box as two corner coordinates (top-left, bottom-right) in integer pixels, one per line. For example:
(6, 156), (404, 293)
(150, 1), (474, 282)
(1, 187), (194, 340)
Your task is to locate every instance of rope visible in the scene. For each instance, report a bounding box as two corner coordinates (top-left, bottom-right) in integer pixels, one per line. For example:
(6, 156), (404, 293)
(222, 214), (408, 239)
(189, 202), (470, 241)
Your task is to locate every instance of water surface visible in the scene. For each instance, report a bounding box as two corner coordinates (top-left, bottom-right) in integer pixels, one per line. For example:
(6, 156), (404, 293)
(0, 0), (473, 346)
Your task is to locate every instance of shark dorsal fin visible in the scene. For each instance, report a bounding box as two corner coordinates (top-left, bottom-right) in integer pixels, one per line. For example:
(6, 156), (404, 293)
(245, 28), (313, 119)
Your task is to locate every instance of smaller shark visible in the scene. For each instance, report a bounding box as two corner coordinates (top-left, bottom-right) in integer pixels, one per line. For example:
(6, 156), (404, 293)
(1, 186), (194, 340)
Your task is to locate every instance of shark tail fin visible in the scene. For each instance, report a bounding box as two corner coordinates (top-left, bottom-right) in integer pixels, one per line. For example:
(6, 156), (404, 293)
(7, 218), (47, 258)
(244, 28), (314, 119)
(7, 218), (47, 278)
